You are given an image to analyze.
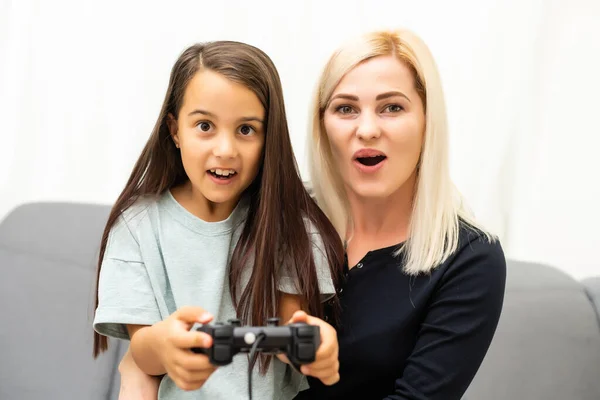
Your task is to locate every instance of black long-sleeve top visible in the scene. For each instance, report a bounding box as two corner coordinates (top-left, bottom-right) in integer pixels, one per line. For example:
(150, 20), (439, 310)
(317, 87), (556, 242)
(296, 224), (506, 400)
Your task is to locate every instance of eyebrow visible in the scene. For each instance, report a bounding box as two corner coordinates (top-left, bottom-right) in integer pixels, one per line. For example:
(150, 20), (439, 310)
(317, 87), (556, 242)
(329, 90), (411, 104)
(188, 109), (264, 124)
(188, 109), (215, 118)
(376, 91), (411, 102)
(328, 94), (358, 104)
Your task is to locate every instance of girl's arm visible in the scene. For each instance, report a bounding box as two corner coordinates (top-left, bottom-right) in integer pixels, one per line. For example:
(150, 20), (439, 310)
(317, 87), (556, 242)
(279, 292), (304, 322)
(122, 307), (217, 392)
(127, 324), (166, 376)
(278, 293), (340, 386)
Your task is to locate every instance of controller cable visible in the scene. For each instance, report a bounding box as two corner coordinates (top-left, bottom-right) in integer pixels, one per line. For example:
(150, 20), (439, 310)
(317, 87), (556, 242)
(247, 332), (267, 400)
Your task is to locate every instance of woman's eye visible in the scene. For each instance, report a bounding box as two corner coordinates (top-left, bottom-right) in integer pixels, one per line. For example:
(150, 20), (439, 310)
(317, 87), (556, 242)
(337, 105), (354, 114)
(384, 104), (403, 113)
(239, 125), (255, 136)
(197, 121), (212, 132)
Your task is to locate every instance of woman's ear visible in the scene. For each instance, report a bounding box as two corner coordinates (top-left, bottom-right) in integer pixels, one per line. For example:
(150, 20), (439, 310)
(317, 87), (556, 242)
(167, 113), (180, 148)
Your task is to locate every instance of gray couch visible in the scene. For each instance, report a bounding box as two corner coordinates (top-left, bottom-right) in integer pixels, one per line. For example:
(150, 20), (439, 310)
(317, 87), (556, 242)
(0, 202), (127, 400)
(1, 202), (599, 399)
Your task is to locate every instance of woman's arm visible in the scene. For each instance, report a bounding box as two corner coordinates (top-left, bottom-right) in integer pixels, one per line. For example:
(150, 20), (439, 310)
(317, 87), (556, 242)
(117, 348), (160, 400)
(385, 237), (506, 400)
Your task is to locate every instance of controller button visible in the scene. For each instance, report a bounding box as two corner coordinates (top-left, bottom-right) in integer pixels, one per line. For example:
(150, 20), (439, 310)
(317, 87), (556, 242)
(244, 332), (257, 345)
(213, 344), (231, 362)
(297, 326), (314, 338)
(296, 343), (315, 361)
(214, 327), (230, 339)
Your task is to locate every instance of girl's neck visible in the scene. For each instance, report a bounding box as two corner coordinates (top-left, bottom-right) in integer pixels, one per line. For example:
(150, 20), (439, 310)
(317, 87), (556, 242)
(171, 181), (239, 222)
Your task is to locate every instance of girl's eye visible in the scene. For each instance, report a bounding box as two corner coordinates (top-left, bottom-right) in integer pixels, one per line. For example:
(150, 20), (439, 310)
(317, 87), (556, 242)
(336, 105), (355, 114)
(197, 121), (212, 132)
(384, 104), (403, 113)
(239, 125), (255, 136)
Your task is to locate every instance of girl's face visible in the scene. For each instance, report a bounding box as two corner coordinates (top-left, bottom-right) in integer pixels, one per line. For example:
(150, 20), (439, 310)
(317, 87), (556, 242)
(169, 69), (265, 210)
(323, 55), (425, 201)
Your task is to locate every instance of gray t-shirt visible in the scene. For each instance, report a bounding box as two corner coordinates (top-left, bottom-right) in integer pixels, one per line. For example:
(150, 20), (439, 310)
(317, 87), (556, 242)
(93, 190), (335, 400)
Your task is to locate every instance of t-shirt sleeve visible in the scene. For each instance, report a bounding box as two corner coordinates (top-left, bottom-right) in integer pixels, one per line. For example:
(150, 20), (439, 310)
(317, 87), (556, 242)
(93, 215), (162, 340)
(278, 226), (336, 302)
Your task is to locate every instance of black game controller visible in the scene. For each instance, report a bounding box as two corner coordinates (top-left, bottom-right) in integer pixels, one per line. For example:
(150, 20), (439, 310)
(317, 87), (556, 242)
(190, 317), (320, 368)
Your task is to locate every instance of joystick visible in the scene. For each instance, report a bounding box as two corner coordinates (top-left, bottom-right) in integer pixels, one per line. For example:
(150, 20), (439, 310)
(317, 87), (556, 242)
(189, 319), (321, 399)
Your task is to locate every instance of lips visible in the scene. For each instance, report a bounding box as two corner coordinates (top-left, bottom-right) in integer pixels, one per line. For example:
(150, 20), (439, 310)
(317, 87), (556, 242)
(208, 168), (237, 178)
(353, 149), (387, 167)
(207, 168), (238, 182)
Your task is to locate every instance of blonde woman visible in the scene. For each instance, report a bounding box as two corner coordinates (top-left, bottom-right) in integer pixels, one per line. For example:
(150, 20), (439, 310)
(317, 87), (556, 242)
(295, 29), (506, 399)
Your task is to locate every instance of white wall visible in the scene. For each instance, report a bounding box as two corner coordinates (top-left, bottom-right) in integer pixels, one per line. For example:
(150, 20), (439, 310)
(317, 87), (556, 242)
(1, 0), (599, 279)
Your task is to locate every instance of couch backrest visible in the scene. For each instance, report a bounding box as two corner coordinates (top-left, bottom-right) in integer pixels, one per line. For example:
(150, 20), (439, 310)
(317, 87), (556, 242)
(0, 202), (126, 400)
(464, 260), (600, 400)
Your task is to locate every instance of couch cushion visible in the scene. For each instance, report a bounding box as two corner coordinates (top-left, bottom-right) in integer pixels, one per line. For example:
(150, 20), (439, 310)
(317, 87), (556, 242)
(464, 260), (600, 400)
(0, 202), (125, 400)
(582, 277), (600, 327)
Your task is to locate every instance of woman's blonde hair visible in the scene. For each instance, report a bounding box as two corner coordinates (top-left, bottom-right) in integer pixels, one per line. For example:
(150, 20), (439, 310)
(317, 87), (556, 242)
(308, 29), (493, 275)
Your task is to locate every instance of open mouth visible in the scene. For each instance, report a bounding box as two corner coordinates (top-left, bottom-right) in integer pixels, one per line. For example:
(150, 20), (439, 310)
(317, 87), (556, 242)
(356, 155), (387, 166)
(208, 168), (237, 180)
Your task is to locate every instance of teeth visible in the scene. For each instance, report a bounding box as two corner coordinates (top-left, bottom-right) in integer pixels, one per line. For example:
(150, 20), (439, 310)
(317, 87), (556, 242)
(211, 169), (236, 177)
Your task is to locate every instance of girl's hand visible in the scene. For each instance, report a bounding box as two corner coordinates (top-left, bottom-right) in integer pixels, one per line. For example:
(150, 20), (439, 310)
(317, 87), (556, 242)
(151, 306), (217, 391)
(286, 311), (340, 386)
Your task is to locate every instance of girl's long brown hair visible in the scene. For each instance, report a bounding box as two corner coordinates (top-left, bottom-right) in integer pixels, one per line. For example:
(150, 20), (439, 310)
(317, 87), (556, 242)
(93, 41), (344, 372)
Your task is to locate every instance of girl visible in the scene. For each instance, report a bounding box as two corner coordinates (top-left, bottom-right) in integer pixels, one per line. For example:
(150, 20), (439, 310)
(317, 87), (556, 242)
(92, 41), (343, 399)
(297, 29), (506, 399)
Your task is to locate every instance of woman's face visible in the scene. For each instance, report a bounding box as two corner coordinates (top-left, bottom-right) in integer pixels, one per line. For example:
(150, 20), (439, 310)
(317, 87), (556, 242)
(323, 55), (425, 201)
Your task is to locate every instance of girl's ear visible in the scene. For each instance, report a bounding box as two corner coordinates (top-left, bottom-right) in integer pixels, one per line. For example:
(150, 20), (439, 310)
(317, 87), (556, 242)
(167, 113), (180, 148)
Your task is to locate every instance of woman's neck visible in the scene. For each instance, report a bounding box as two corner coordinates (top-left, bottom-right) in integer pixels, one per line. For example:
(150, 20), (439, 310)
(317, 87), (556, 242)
(345, 175), (415, 267)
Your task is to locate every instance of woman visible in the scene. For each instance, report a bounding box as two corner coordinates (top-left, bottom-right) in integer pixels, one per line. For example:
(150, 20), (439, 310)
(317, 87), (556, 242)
(296, 28), (506, 399)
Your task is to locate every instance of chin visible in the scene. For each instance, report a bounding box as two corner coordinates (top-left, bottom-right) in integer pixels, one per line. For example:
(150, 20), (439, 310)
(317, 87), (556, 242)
(204, 191), (239, 205)
(349, 182), (394, 200)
